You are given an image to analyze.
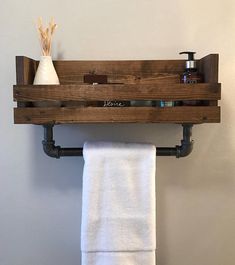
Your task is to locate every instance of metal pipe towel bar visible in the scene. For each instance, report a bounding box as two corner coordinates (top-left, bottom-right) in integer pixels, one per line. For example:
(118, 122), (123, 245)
(42, 124), (193, 158)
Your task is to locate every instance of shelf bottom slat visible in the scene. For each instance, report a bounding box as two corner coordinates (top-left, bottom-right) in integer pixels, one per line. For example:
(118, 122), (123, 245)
(14, 106), (220, 124)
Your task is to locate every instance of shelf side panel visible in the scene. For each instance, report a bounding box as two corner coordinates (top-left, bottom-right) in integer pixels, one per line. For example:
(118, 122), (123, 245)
(198, 54), (219, 106)
(15, 56), (37, 108)
(16, 56), (37, 85)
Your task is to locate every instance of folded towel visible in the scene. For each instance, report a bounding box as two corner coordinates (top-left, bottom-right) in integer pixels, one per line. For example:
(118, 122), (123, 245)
(81, 142), (156, 265)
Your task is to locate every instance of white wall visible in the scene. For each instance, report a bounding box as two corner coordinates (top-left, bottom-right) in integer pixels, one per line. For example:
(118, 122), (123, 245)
(0, 0), (235, 264)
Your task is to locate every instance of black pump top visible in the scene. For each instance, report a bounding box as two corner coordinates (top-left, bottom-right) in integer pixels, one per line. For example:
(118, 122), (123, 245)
(179, 51), (196, 61)
(179, 51), (197, 69)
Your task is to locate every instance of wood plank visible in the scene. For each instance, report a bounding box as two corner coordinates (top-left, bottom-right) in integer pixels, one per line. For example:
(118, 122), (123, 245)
(15, 57), (214, 85)
(58, 72), (181, 85)
(14, 106), (220, 124)
(14, 83), (221, 102)
(53, 60), (186, 84)
(198, 54), (219, 83)
(16, 56), (37, 107)
(198, 54), (219, 106)
(16, 56), (37, 85)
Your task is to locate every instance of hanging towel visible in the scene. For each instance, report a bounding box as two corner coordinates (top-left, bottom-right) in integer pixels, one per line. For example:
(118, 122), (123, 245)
(81, 141), (156, 265)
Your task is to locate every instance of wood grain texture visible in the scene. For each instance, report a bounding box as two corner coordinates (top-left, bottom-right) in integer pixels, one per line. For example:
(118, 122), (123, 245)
(13, 55), (221, 124)
(15, 55), (218, 84)
(198, 54), (219, 83)
(14, 83), (221, 102)
(52, 60), (186, 84)
(52, 72), (182, 85)
(16, 56), (37, 85)
(198, 54), (219, 106)
(15, 56), (37, 107)
(14, 106), (220, 124)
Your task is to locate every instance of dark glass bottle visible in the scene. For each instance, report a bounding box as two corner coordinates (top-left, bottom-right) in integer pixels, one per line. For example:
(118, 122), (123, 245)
(179, 51), (203, 106)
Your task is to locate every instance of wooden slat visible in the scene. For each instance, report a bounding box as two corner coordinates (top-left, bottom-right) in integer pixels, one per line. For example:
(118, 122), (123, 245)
(15, 56), (217, 85)
(14, 106), (220, 124)
(15, 56), (37, 107)
(198, 54), (219, 106)
(53, 60), (186, 84)
(14, 83), (221, 102)
(58, 72), (181, 85)
(15, 57), (185, 85)
(16, 56), (37, 85)
(53, 60), (186, 74)
(198, 54), (219, 83)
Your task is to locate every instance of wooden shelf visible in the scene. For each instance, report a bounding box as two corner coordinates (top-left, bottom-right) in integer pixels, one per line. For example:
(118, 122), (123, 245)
(13, 54), (221, 125)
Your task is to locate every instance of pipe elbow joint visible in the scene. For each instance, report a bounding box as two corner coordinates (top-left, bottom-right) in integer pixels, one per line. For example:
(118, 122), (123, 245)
(42, 140), (61, 159)
(176, 140), (194, 158)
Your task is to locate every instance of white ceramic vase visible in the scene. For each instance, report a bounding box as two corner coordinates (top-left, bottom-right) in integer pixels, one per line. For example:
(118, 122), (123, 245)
(33, 56), (60, 107)
(34, 56), (60, 85)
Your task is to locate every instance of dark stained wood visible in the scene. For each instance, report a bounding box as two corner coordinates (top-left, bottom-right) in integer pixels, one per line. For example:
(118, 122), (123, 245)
(13, 55), (221, 124)
(53, 72), (181, 85)
(198, 54), (219, 83)
(15, 56), (217, 84)
(14, 83), (221, 102)
(198, 54), (219, 106)
(14, 106), (220, 124)
(84, 74), (108, 84)
(16, 56), (37, 85)
(108, 73), (180, 85)
(16, 56), (37, 107)
(52, 60), (186, 84)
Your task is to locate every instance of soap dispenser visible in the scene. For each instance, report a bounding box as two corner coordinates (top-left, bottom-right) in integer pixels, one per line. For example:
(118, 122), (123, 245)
(179, 51), (203, 106)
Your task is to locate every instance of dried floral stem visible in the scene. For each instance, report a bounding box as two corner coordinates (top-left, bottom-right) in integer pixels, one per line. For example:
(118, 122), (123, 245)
(36, 17), (57, 56)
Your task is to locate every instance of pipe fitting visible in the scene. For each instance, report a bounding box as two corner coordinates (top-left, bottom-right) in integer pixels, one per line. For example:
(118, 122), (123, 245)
(42, 139), (61, 158)
(176, 124), (194, 158)
(176, 140), (194, 158)
(42, 124), (194, 158)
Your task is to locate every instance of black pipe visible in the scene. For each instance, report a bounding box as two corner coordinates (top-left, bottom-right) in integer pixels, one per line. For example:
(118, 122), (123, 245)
(42, 124), (193, 158)
(42, 125), (83, 158)
(155, 124), (193, 157)
(176, 124), (194, 158)
(156, 147), (177, 156)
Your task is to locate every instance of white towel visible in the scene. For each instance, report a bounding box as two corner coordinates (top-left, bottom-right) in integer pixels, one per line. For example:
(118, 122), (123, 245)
(81, 142), (156, 265)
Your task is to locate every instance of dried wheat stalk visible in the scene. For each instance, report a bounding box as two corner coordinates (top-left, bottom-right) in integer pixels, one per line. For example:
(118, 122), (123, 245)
(36, 17), (57, 56)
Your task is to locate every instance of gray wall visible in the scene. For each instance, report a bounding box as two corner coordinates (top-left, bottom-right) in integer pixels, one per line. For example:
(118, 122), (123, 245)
(1, 0), (235, 264)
